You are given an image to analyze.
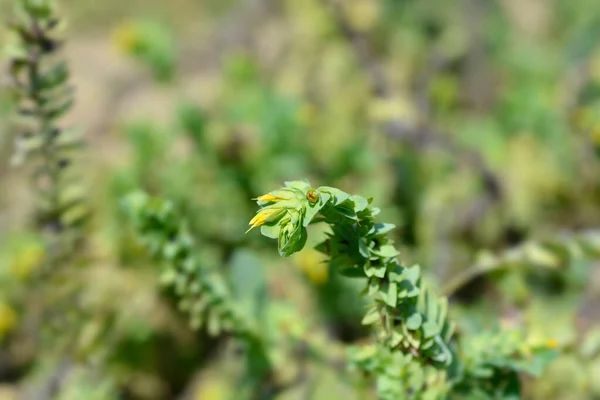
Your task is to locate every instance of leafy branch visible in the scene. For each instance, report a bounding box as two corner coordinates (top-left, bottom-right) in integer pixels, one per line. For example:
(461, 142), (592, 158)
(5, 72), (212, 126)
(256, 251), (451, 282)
(123, 192), (261, 340)
(7, 0), (86, 269)
(249, 180), (559, 398)
(248, 180), (454, 368)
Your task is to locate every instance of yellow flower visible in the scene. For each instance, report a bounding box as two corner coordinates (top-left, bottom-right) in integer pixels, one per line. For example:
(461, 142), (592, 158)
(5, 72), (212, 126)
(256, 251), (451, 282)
(247, 207), (286, 232)
(111, 21), (140, 54)
(591, 124), (600, 145)
(10, 241), (45, 280)
(0, 301), (17, 338)
(545, 339), (559, 349)
(255, 193), (287, 203)
(294, 249), (329, 285)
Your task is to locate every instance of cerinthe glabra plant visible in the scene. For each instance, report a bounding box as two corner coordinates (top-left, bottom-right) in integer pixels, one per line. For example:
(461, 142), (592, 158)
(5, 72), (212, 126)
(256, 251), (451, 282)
(249, 180), (561, 399)
(248, 180), (454, 367)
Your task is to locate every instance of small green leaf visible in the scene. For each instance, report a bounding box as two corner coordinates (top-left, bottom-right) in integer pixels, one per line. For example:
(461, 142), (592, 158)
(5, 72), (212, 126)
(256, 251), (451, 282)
(389, 331), (403, 347)
(373, 264), (387, 278)
(339, 266), (366, 278)
(368, 279), (380, 296)
(364, 263), (375, 278)
(362, 308), (380, 325)
(374, 245), (400, 258)
(358, 239), (370, 258)
(405, 313), (423, 330)
(284, 180), (311, 192)
(387, 283), (398, 307)
(402, 265), (421, 284)
(421, 321), (439, 338)
(334, 205), (357, 219)
(317, 186), (350, 205)
(353, 195), (369, 212)
(260, 223), (280, 239)
(370, 223), (396, 237)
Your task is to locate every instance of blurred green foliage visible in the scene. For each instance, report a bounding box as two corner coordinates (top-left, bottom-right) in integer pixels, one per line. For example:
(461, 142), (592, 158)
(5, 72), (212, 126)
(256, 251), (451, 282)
(2, 0), (600, 398)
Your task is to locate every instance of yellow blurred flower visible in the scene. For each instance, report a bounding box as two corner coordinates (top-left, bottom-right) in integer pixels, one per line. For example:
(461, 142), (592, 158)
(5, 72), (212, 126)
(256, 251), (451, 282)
(591, 124), (600, 145)
(10, 241), (44, 280)
(194, 376), (229, 400)
(111, 21), (141, 54)
(368, 96), (417, 125)
(0, 385), (18, 400)
(0, 301), (17, 338)
(571, 106), (593, 131)
(344, 0), (380, 32)
(294, 248), (328, 285)
(298, 103), (318, 126)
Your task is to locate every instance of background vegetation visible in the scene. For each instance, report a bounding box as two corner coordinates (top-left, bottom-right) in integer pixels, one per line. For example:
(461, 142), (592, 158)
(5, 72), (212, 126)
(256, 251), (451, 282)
(1, 0), (600, 398)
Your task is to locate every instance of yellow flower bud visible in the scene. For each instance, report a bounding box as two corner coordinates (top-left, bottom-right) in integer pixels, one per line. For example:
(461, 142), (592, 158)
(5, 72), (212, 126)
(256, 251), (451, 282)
(247, 207), (286, 232)
(0, 301), (17, 338)
(255, 193), (286, 203)
(111, 22), (140, 54)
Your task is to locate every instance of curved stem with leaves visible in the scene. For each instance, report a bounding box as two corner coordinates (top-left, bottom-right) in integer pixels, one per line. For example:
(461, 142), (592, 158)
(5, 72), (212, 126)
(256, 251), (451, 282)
(248, 180), (455, 368)
(249, 180), (560, 399)
(7, 0), (85, 270)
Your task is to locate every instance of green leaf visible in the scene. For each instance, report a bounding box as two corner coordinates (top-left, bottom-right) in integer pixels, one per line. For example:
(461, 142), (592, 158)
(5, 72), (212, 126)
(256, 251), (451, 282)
(364, 263), (375, 278)
(353, 195), (369, 212)
(339, 266), (366, 278)
(389, 331), (403, 347)
(358, 239), (370, 258)
(368, 279), (380, 296)
(421, 321), (439, 338)
(317, 186), (350, 205)
(317, 192), (331, 207)
(387, 283), (398, 307)
(228, 249), (268, 321)
(40, 61), (69, 90)
(177, 102), (205, 144)
(362, 308), (380, 325)
(373, 245), (400, 258)
(370, 223), (396, 237)
(334, 205), (357, 220)
(260, 223), (280, 239)
(373, 264), (387, 278)
(405, 313), (423, 330)
(402, 265), (421, 284)
(284, 180), (311, 192)
(303, 200), (326, 227)
(45, 98), (74, 120)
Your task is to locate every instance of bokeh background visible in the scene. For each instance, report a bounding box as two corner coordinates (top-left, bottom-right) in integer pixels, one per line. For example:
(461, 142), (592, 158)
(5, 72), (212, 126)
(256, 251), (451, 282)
(2, 0), (600, 398)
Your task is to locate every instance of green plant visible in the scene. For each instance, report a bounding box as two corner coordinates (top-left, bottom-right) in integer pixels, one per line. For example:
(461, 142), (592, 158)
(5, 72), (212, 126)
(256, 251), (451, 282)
(249, 180), (557, 398)
(7, 0), (85, 270)
(5, 0), (91, 373)
(123, 191), (347, 399)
